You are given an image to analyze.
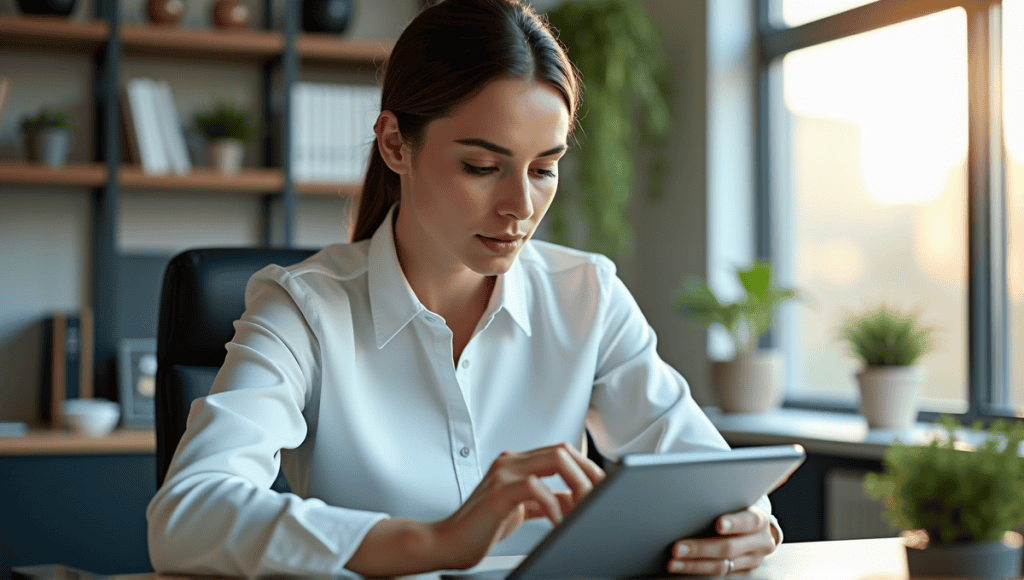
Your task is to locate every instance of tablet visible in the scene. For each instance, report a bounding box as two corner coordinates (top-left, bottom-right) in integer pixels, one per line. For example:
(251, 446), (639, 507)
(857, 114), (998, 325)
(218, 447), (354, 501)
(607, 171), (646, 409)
(443, 444), (805, 580)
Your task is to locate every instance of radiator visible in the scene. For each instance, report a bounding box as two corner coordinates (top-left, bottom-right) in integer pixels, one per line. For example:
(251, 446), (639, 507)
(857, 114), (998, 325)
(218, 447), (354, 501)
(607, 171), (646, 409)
(825, 468), (897, 540)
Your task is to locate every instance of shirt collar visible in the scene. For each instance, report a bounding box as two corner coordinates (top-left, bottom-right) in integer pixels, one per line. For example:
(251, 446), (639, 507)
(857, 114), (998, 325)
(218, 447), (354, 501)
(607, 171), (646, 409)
(367, 203), (533, 348)
(368, 204), (423, 349)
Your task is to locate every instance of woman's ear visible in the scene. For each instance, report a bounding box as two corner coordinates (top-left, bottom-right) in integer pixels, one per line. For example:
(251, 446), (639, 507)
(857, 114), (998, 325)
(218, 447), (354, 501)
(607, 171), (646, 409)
(375, 111), (410, 175)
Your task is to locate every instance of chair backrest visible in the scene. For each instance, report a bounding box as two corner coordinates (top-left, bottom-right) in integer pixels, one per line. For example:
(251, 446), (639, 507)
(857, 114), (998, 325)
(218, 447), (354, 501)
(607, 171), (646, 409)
(154, 247), (316, 488)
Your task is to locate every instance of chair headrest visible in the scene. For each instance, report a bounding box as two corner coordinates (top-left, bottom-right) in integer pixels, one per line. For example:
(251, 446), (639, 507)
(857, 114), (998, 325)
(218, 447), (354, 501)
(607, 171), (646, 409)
(156, 247), (316, 367)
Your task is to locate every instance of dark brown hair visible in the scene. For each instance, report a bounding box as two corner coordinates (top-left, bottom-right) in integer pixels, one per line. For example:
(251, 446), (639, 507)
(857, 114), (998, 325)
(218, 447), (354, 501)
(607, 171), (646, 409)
(350, 0), (582, 242)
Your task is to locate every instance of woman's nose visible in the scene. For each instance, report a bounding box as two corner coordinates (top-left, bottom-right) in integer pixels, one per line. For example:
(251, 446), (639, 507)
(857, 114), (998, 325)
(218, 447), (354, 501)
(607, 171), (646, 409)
(498, 173), (534, 220)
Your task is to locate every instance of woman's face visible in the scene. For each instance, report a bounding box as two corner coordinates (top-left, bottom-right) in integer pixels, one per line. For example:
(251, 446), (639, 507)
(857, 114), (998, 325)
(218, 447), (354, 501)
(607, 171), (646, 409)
(393, 77), (571, 277)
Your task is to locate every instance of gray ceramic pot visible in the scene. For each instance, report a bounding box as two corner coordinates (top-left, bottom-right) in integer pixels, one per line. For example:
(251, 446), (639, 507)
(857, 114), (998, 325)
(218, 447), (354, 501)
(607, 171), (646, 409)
(25, 128), (73, 167)
(905, 533), (1023, 579)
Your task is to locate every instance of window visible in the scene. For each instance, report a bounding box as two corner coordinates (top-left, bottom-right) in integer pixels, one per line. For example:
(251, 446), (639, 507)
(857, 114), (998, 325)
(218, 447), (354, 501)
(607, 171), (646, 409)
(759, 0), (1014, 419)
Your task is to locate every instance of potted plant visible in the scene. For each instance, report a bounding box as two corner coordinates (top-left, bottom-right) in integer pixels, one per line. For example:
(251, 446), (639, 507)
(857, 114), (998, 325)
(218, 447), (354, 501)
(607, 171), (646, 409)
(193, 101), (261, 174)
(674, 260), (798, 413)
(545, 0), (670, 260)
(21, 107), (76, 168)
(865, 415), (1024, 579)
(840, 304), (934, 430)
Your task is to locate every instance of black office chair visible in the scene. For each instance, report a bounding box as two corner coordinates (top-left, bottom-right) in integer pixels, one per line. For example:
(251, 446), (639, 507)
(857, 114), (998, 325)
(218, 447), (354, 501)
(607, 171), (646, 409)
(154, 247), (316, 489)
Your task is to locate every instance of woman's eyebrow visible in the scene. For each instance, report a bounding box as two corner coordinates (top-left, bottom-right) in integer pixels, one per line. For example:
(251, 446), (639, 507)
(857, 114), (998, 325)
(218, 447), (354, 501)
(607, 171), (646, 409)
(454, 138), (567, 158)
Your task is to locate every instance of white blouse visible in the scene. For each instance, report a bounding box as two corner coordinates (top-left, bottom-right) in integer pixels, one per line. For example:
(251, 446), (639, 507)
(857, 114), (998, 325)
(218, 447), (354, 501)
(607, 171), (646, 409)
(146, 204), (777, 577)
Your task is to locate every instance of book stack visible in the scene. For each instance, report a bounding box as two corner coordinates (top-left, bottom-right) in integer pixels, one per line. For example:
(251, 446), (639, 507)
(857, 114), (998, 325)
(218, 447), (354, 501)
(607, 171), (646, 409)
(122, 77), (192, 176)
(291, 82), (381, 183)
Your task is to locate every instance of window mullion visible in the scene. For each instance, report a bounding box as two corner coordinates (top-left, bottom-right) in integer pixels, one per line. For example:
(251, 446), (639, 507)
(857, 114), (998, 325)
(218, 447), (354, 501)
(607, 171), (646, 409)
(965, 2), (1007, 418)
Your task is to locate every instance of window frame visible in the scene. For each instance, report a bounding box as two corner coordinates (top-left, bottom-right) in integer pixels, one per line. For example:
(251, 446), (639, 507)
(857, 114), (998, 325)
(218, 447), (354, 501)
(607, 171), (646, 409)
(755, 0), (1011, 423)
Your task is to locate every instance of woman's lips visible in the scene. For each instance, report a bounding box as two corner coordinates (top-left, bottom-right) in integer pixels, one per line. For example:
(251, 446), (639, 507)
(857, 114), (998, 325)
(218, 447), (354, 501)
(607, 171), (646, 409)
(477, 234), (523, 254)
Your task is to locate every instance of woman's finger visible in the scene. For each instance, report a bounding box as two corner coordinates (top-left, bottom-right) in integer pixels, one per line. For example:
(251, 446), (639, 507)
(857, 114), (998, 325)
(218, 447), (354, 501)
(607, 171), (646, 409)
(667, 551), (770, 576)
(509, 443), (604, 504)
(671, 526), (775, 561)
(716, 507), (769, 536)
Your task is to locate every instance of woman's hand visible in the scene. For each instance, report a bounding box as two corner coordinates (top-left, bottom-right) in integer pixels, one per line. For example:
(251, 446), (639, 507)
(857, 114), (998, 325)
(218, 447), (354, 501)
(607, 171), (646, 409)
(666, 506), (779, 576)
(430, 442), (606, 570)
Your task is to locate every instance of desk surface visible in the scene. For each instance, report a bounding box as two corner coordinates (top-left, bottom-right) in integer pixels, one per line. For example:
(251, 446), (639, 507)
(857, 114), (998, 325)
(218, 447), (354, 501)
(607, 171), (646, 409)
(17, 537), (913, 580)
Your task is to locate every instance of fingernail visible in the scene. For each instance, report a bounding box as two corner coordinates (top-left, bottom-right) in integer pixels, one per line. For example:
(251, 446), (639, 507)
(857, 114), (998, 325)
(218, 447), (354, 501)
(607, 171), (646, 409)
(720, 518), (733, 533)
(675, 544), (690, 557)
(670, 561), (685, 573)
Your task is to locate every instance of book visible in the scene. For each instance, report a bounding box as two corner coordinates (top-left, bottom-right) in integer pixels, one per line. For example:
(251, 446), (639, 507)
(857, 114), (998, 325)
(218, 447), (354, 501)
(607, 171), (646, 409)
(126, 77), (169, 174)
(0, 76), (9, 127)
(40, 310), (94, 428)
(152, 79), (192, 175)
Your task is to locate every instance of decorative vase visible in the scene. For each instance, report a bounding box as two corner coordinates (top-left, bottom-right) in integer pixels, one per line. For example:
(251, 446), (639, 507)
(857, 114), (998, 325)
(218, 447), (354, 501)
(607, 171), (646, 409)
(855, 365), (923, 429)
(147, 0), (185, 26)
(903, 530), (1024, 579)
(302, 0), (353, 34)
(16, 0), (76, 16)
(209, 138), (244, 174)
(711, 350), (784, 413)
(211, 0), (251, 30)
(24, 128), (73, 168)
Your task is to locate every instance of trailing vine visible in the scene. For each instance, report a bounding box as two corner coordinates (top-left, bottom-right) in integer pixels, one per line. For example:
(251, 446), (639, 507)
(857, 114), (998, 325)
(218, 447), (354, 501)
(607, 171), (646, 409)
(545, 0), (671, 260)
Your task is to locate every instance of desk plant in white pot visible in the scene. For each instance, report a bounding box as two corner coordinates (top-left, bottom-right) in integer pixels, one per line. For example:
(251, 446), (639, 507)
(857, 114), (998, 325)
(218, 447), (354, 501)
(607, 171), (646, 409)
(865, 415), (1024, 579)
(194, 101), (260, 175)
(674, 260), (797, 413)
(840, 304), (934, 429)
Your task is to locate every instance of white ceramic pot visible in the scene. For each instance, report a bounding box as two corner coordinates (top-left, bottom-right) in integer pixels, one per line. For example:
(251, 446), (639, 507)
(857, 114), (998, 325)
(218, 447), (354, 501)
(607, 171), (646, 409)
(856, 365), (924, 429)
(711, 350), (784, 413)
(210, 138), (244, 174)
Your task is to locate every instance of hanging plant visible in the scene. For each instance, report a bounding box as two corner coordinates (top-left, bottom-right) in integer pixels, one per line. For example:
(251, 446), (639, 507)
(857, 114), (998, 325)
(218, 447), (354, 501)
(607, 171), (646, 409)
(546, 0), (671, 260)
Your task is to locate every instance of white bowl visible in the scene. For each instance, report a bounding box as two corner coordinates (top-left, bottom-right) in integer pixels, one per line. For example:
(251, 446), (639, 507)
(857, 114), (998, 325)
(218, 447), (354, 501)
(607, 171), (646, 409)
(61, 398), (121, 437)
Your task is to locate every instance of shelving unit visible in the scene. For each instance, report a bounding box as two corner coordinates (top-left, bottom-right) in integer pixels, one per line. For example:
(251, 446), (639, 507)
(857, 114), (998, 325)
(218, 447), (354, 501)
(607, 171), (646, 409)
(0, 4), (390, 410)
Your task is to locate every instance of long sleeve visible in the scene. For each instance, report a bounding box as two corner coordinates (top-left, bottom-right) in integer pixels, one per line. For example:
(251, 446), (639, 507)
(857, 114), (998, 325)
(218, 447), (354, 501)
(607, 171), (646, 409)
(146, 267), (388, 577)
(586, 267), (782, 544)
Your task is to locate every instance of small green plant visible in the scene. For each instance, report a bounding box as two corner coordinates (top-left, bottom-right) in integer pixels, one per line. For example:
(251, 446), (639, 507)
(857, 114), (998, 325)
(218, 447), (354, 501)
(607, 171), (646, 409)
(21, 107), (76, 132)
(545, 0), (671, 260)
(674, 260), (798, 355)
(840, 304), (934, 367)
(193, 101), (260, 141)
(865, 415), (1024, 544)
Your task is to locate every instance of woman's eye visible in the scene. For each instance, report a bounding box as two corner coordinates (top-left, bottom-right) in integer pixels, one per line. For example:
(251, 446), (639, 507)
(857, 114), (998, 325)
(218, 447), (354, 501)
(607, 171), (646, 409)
(533, 168), (557, 179)
(462, 163), (498, 176)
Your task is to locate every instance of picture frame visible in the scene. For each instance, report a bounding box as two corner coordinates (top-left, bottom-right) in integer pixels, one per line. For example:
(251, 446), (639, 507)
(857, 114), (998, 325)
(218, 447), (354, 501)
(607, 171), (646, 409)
(118, 337), (156, 426)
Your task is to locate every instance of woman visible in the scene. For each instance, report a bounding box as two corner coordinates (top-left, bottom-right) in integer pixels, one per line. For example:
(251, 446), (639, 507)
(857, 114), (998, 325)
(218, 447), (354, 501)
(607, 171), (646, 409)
(146, 0), (782, 576)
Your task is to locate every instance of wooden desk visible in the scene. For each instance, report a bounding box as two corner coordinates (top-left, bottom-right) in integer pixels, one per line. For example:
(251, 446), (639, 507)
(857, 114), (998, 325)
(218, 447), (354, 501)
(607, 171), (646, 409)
(15, 537), (914, 580)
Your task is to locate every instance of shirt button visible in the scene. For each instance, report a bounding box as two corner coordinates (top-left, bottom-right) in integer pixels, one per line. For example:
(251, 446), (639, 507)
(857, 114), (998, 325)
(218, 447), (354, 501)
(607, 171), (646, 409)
(461, 359), (470, 369)
(460, 447), (471, 457)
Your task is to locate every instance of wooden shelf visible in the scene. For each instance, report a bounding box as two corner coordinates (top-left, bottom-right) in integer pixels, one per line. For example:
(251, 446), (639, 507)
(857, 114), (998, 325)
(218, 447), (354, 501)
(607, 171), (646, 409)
(0, 14), (108, 55)
(0, 161), (361, 195)
(121, 24), (284, 64)
(297, 35), (391, 69)
(0, 15), (390, 68)
(0, 427), (155, 456)
(0, 161), (106, 187)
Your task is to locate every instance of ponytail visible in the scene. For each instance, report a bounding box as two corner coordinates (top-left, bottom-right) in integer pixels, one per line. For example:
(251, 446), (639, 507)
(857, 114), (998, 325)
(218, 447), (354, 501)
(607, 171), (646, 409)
(351, 145), (400, 242)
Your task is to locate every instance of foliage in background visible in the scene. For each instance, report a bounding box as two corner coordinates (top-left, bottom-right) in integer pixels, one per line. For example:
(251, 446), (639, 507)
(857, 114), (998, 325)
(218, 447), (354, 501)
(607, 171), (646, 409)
(193, 101), (261, 142)
(21, 107), (76, 132)
(840, 304), (934, 367)
(674, 260), (798, 356)
(865, 415), (1024, 544)
(545, 0), (670, 260)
